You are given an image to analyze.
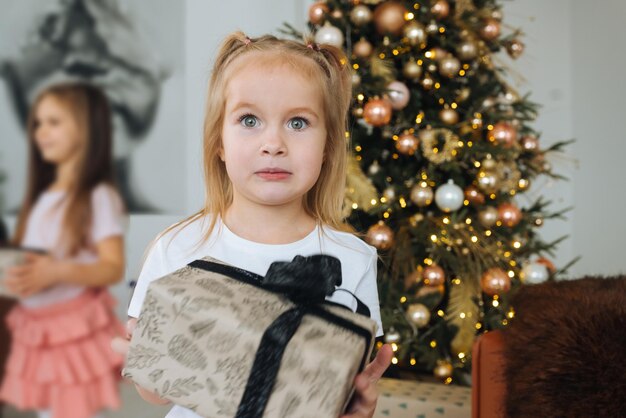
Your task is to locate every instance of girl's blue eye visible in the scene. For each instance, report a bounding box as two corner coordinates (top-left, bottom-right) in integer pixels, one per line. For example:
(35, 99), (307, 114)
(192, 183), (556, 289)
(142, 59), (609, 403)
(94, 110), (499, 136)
(240, 114), (258, 128)
(288, 117), (309, 130)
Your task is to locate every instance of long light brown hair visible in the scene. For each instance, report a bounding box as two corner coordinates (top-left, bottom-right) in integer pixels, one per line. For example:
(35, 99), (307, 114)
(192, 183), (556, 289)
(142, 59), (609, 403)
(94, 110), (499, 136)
(169, 31), (354, 243)
(13, 83), (119, 255)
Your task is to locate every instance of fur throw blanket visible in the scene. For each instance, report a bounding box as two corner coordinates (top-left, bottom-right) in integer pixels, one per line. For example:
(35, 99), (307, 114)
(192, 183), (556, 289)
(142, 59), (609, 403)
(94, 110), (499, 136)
(503, 276), (626, 418)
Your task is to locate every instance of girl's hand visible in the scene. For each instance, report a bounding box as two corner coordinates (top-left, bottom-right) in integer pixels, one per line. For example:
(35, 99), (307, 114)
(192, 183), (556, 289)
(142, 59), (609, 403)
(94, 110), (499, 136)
(111, 318), (171, 406)
(340, 344), (393, 418)
(5, 253), (60, 297)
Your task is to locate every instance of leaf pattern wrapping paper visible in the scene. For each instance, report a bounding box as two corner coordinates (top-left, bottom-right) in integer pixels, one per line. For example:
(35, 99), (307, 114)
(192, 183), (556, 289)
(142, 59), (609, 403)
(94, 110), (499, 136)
(123, 257), (377, 418)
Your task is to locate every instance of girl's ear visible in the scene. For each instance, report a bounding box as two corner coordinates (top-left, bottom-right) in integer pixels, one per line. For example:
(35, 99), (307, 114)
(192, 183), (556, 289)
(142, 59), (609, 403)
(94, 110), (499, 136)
(218, 147), (225, 162)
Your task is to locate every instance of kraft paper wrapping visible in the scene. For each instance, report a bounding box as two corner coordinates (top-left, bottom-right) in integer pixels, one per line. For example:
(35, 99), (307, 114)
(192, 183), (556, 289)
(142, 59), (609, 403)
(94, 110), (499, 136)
(123, 256), (377, 418)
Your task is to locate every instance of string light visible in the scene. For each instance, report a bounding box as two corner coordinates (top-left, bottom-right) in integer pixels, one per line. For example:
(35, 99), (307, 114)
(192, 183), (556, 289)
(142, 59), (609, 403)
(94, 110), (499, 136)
(430, 340), (437, 348)
(437, 310), (445, 317)
(400, 296), (407, 303)
(392, 357), (398, 364)
(391, 343), (398, 352)
(492, 299), (500, 307)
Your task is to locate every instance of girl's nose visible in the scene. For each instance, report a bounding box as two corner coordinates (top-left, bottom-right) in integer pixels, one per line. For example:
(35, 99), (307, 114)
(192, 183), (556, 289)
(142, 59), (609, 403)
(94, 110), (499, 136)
(260, 130), (287, 156)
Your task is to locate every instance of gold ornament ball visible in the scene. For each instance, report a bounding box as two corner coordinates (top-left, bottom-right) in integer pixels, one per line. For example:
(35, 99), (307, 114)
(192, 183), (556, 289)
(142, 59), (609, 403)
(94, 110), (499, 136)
(350, 4), (373, 26)
(518, 178), (530, 191)
(482, 156), (497, 170)
(308, 2), (329, 25)
(465, 185), (485, 205)
(480, 18), (501, 41)
(352, 106), (364, 118)
(439, 56), (461, 78)
(422, 264), (445, 286)
(373, 1), (407, 35)
(410, 183), (434, 207)
(315, 24), (344, 47)
(498, 203), (522, 227)
(396, 133), (419, 155)
(482, 96), (497, 109)
(354, 38), (374, 58)
(427, 63), (438, 73)
(506, 39), (525, 59)
(477, 169), (498, 193)
(386, 81), (411, 110)
(417, 284), (444, 298)
(406, 303), (431, 328)
(439, 108), (459, 125)
(433, 361), (454, 379)
(488, 122), (517, 148)
(352, 72), (361, 87)
(456, 87), (471, 102)
(521, 135), (540, 151)
(403, 60), (423, 80)
(403, 21), (427, 47)
(421, 74), (435, 90)
(534, 217), (544, 227)
(457, 40), (478, 60)
(478, 206), (499, 228)
(363, 98), (393, 127)
(431, 0), (450, 19)
(368, 160), (381, 175)
(471, 115), (484, 129)
(481, 268), (511, 296)
(366, 221), (395, 250)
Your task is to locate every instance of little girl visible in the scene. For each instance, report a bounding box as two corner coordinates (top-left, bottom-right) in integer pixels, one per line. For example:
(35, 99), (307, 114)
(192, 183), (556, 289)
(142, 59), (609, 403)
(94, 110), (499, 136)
(116, 32), (392, 418)
(1, 83), (127, 418)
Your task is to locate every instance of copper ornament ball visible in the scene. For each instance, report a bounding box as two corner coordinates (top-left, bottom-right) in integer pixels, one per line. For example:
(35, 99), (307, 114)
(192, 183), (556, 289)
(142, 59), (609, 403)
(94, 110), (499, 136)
(354, 38), (374, 58)
(363, 98), (393, 127)
(498, 203), (522, 227)
(465, 185), (485, 205)
(421, 74), (435, 90)
(422, 264), (445, 286)
(431, 0), (450, 19)
(506, 39), (525, 59)
(481, 268), (511, 296)
(480, 18), (501, 41)
(433, 361), (454, 379)
(366, 222), (395, 250)
(410, 183), (434, 207)
(373, 1), (407, 35)
(308, 2), (329, 25)
(396, 132), (419, 155)
(488, 122), (517, 147)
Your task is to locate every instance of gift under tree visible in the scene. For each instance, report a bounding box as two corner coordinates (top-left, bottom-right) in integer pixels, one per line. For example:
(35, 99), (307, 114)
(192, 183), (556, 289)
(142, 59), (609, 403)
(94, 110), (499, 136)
(284, 0), (572, 383)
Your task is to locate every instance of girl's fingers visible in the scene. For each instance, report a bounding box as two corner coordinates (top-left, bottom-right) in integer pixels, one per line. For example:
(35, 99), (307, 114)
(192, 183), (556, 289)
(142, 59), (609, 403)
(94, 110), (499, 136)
(126, 318), (138, 337)
(111, 337), (130, 356)
(362, 344), (393, 382)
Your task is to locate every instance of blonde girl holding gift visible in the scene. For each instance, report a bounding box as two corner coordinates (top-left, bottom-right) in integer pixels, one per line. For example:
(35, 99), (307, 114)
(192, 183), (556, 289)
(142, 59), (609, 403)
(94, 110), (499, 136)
(1, 83), (127, 418)
(114, 32), (393, 418)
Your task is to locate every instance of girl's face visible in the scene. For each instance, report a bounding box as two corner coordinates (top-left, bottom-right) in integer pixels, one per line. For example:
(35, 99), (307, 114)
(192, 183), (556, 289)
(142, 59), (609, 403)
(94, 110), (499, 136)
(33, 96), (83, 165)
(221, 59), (327, 213)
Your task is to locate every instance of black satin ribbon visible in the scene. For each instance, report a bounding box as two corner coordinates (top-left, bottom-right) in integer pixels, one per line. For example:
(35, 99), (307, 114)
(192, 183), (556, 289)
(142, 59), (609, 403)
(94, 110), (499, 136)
(187, 255), (374, 418)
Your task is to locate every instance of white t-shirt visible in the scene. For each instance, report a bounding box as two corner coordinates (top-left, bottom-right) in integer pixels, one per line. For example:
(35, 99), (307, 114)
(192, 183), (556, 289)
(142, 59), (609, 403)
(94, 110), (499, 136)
(128, 216), (383, 418)
(20, 183), (126, 309)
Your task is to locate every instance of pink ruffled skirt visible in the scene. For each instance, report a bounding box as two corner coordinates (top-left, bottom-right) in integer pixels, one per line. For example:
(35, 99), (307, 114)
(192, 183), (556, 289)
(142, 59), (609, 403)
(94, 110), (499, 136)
(0, 289), (125, 418)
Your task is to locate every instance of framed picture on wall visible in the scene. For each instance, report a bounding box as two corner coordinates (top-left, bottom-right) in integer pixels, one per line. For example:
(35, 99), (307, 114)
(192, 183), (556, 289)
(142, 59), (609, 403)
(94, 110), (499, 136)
(0, 0), (186, 214)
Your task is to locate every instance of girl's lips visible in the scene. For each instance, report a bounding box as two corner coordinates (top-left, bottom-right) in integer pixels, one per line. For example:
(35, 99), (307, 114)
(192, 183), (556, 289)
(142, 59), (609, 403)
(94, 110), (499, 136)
(255, 168), (292, 180)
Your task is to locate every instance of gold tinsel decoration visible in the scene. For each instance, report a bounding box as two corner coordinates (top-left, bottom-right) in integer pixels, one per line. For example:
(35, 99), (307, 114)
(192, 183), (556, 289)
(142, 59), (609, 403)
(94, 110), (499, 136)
(343, 154), (379, 217)
(369, 55), (396, 84)
(446, 279), (481, 355)
(454, 0), (477, 18)
(420, 129), (460, 164)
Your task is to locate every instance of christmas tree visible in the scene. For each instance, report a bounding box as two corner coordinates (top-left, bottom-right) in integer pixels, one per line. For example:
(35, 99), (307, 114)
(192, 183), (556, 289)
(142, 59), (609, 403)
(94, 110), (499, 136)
(286, 0), (572, 384)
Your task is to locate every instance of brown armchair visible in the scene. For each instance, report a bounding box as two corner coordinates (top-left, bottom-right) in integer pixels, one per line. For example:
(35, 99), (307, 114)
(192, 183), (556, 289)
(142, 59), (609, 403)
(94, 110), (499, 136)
(472, 276), (626, 418)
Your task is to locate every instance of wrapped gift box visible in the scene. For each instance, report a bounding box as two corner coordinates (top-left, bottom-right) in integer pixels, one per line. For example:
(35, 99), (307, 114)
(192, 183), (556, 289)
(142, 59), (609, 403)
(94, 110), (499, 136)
(123, 255), (377, 418)
(0, 248), (27, 298)
(375, 378), (471, 418)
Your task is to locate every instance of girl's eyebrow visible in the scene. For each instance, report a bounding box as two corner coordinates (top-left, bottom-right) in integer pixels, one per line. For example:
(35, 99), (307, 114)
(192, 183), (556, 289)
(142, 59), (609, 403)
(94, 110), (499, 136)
(228, 103), (320, 119)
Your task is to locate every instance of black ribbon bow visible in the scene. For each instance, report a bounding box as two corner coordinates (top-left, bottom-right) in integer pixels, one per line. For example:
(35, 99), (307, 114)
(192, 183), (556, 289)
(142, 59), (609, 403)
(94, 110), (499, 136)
(188, 255), (373, 418)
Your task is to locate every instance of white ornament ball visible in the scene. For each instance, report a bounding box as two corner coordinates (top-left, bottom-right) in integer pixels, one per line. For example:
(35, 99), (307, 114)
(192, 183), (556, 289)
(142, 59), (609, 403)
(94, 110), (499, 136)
(315, 25), (344, 47)
(522, 263), (550, 284)
(386, 81), (411, 110)
(435, 180), (464, 212)
(406, 303), (431, 328)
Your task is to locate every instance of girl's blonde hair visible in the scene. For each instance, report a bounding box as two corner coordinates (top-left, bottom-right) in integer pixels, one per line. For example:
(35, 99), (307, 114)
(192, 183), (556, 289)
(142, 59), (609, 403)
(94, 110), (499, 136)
(13, 83), (120, 255)
(170, 31), (353, 242)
